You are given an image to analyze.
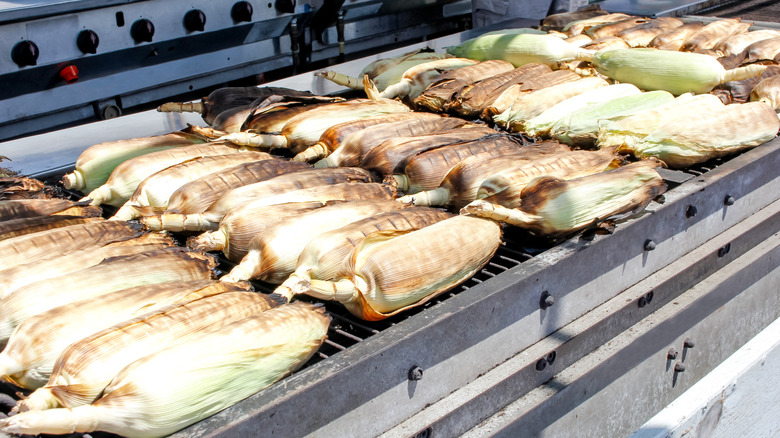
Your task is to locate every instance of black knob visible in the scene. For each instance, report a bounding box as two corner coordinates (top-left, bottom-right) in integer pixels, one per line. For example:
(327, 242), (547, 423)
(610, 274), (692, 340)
(77, 30), (100, 54)
(131, 19), (155, 43)
(12, 40), (39, 67)
(184, 9), (206, 32)
(275, 0), (296, 14)
(231, 1), (253, 22)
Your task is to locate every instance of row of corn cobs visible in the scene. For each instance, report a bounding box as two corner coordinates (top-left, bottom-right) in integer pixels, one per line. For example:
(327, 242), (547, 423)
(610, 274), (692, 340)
(2, 6), (780, 437)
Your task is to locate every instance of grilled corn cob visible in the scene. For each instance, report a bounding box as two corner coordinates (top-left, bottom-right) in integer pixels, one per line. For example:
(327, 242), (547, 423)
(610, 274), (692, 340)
(681, 18), (752, 52)
(81, 142), (247, 207)
(14, 290), (284, 414)
(111, 151), (273, 221)
(714, 29), (780, 57)
(541, 5), (608, 31)
(482, 69), (584, 121)
(0, 220), (143, 271)
(219, 98), (411, 153)
(0, 234), (173, 300)
(565, 34), (594, 47)
(495, 76), (609, 131)
(391, 135), (567, 194)
(142, 167), (376, 232)
(293, 112), (441, 163)
(276, 207), (453, 300)
(221, 199), (408, 284)
(615, 17), (684, 47)
(61, 128), (208, 193)
(751, 74), (780, 110)
(462, 160), (666, 236)
(241, 95), (345, 131)
(648, 21), (705, 51)
(300, 215), (501, 320)
(378, 58), (480, 101)
(0, 279), (249, 390)
(0, 247), (217, 346)
(582, 48), (768, 96)
(0, 199), (99, 222)
(585, 17), (649, 39)
(446, 32), (594, 68)
(444, 63), (553, 118)
(618, 100), (780, 168)
(550, 90), (676, 146)
(581, 36), (630, 51)
(360, 126), (497, 177)
(316, 49), (449, 91)
(413, 60), (516, 113)
(2, 302), (328, 438)
(0, 216), (103, 241)
(315, 116), (468, 168)
(524, 83), (642, 138)
(563, 13), (634, 37)
(157, 86), (314, 125)
(0, 176), (46, 199)
(743, 36), (780, 63)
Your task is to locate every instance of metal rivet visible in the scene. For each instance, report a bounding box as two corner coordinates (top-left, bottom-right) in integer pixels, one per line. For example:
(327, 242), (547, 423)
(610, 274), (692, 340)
(683, 338), (695, 349)
(724, 195), (735, 206)
(408, 366), (423, 381)
(685, 205), (698, 218)
(667, 348), (678, 360)
(535, 358), (547, 371)
(644, 239), (656, 251)
(674, 362), (686, 373)
(539, 291), (554, 310)
(718, 243), (731, 258)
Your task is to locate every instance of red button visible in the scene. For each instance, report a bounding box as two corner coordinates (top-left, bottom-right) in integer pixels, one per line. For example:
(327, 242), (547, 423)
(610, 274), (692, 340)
(59, 65), (79, 83)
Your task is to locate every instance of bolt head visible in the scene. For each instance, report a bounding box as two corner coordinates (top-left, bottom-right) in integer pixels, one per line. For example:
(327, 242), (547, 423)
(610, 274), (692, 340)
(408, 366), (423, 381)
(644, 239), (656, 251)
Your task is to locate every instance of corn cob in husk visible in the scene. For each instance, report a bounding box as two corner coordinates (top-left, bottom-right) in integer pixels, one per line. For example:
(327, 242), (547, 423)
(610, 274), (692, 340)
(293, 112), (441, 163)
(550, 90), (676, 147)
(14, 289), (284, 415)
(413, 60), (516, 113)
(208, 105), (253, 133)
(0, 216), (104, 241)
(681, 18), (752, 53)
(462, 160), (666, 236)
(751, 74), (780, 110)
(142, 167), (376, 232)
(111, 151), (273, 221)
(563, 13), (634, 37)
(61, 128), (208, 193)
(582, 36), (630, 51)
(157, 86), (314, 125)
(187, 201), (329, 262)
(219, 98), (412, 153)
(379, 57), (480, 102)
(403, 147), (617, 209)
(2, 302), (328, 438)
(444, 63), (553, 118)
(617, 100), (780, 168)
(316, 49), (449, 92)
(156, 159), (312, 216)
(596, 93), (725, 150)
(524, 83), (642, 138)
(564, 34), (594, 47)
(81, 142), (248, 207)
(221, 199), (409, 284)
(582, 49), (768, 96)
(647, 21), (705, 51)
(445, 32), (594, 68)
(0, 220), (143, 272)
(0, 279), (250, 390)
(240, 95), (345, 132)
(714, 29), (780, 57)
(615, 17), (684, 48)
(541, 5), (608, 32)
(0, 233), (174, 300)
(0, 176), (46, 199)
(391, 135), (567, 195)
(472, 149), (617, 209)
(300, 215), (501, 320)
(0, 247), (218, 346)
(495, 76), (609, 131)
(482, 69), (584, 121)
(315, 116), (468, 168)
(0, 199), (99, 222)
(360, 126), (497, 177)
(743, 36), (780, 63)
(585, 17), (649, 39)
(276, 207), (454, 301)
